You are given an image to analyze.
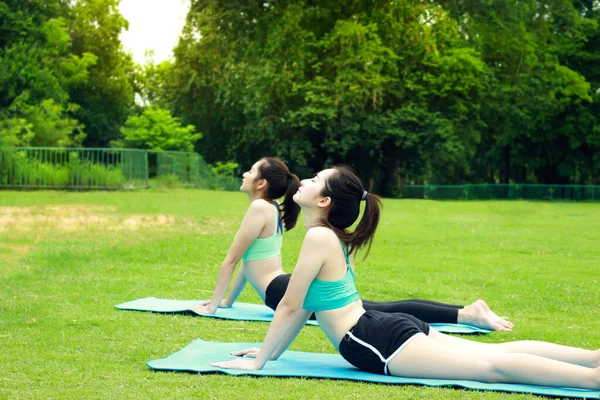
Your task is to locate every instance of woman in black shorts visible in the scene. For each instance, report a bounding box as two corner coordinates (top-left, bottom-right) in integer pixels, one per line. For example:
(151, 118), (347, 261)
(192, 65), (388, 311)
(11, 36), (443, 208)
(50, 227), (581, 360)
(195, 157), (512, 331)
(213, 166), (599, 390)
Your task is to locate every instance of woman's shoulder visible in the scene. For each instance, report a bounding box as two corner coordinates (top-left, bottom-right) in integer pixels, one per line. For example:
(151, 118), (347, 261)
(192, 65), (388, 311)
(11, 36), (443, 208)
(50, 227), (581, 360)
(304, 226), (337, 243)
(248, 199), (275, 213)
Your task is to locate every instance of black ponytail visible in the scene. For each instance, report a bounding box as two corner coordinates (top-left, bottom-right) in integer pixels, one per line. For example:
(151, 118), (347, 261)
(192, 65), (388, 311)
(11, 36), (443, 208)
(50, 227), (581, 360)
(320, 165), (382, 257)
(257, 157), (301, 230)
(281, 172), (301, 230)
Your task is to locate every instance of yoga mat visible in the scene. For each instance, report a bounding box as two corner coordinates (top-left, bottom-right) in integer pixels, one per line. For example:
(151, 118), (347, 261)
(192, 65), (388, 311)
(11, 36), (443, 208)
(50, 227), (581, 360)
(147, 339), (599, 399)
(116, 297), (491, 334)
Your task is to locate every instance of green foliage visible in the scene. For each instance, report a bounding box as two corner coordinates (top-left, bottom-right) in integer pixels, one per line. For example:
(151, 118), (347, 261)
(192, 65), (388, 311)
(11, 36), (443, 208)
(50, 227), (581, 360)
(0, 96), (86, 148)
(0, 150), (122, 188)
(139, 0), (599, 191)
(0, 2), (97, 148)
(4, 0), (598, 188)
(156, 173), (183, 188)
(68, 0), (136, 148)
(0, 12), (97, 108)
(438, 0), (599, 184)
(210, 161), (239, 177)
(2, 151), (69, 187)
(0, 0), (135, 150)
(134, 53), (177, 109)
(166, 3), (436, 185)
(21, 99), (86, 147)
(67, 152), (122, 187)
(0, 115), (34, 147)
(112, 108), (202, 152)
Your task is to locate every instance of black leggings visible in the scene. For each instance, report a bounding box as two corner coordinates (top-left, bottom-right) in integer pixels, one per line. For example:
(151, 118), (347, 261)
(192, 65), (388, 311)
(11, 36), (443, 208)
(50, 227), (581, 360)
(264, 274), (463, 323)
(361, 299), (462, 323)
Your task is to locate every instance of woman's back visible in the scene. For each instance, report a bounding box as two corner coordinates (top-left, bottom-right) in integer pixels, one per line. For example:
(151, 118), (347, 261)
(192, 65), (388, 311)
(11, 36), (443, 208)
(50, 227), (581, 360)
(303, 227), (366, 348)
(242, 200), (287, 300)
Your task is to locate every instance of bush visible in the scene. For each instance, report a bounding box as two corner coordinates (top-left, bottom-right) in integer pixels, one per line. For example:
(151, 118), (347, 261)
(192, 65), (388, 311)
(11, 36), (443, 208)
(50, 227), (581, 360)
(0, 150), (122, 188)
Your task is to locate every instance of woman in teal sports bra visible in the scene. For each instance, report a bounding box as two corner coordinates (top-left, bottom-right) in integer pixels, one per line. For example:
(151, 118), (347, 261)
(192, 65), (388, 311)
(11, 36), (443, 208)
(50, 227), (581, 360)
(212, 166), (600, 391)
(191, 157), (300, 315)
(193, 158), (512, 332)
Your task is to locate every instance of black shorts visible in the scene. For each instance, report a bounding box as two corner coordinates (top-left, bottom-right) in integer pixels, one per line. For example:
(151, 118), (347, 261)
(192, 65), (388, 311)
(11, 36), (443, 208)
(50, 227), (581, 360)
(264, 273), (291, 311)
(338, 310), (430, 375)
(264, 274), (317, 320)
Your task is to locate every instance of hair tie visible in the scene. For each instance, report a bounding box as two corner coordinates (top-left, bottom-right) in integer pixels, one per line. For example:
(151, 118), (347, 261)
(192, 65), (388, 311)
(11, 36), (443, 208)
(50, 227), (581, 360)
(361, 191), (368, 201)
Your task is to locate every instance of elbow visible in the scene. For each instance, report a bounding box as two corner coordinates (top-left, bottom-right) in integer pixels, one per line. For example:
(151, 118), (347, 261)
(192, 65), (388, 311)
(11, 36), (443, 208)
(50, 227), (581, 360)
(221, 258), (237, 272)
(277, 301), (301, 317)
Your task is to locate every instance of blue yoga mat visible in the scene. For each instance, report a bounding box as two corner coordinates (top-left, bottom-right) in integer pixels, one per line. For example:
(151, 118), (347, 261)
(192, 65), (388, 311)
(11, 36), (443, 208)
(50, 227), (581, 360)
(147, 339), (599, 399)
(115, 297), (490, 334)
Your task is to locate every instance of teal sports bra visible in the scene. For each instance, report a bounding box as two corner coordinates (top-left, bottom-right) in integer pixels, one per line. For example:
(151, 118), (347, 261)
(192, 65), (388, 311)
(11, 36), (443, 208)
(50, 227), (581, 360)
(242, 204), (283, 262)
(303, 241), (360, 311)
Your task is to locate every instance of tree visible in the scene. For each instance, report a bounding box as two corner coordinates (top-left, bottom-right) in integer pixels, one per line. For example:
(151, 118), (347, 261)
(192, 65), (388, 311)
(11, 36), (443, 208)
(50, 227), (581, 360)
(0, 115), (34, 147)
(166, 0), (493, 191)
(0, 1), (96, 147)
(111, 107), (201, 152)
(68, 0), (136, 147)
(557, 0), (600, 183)
(23, 99), (85, 147)
(439, 0), (597, 183)
(145, 0), (598, 188)
(134, 52), (177, 109)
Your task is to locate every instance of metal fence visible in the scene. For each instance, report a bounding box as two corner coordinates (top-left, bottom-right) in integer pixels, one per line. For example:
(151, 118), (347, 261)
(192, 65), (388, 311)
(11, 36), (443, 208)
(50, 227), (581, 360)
(3, 148), (596, 199)
(0, 147), (240, 190)
(149, 150), (240, 191)
(399, 184), (600, 201)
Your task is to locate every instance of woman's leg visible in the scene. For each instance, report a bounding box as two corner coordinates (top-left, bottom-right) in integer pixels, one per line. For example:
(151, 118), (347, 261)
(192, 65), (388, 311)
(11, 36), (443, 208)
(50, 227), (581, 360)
(457, 300), (514, 331)
(362, 298), (513, 331)
(387, 335), (600, 389)
(428, 329), (600, 368)
(361, 299), (459, 323)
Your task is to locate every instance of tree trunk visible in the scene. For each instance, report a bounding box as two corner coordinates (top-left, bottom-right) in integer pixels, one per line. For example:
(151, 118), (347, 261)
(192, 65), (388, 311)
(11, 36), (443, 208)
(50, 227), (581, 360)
(501, 146), (510, 184)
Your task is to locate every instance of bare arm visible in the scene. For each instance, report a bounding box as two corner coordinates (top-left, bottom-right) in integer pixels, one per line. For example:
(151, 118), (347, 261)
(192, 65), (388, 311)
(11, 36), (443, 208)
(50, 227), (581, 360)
(268, 308), (311, 360)
(192, 201), (266, 314)
(213, 228), (329, 370)
(231, 308), (311, 360)
(222, 264), (248, 307)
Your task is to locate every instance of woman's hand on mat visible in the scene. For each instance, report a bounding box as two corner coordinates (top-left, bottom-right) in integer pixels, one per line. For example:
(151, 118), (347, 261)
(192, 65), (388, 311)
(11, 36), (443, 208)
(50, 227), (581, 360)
(190, 304), (216, 315)
(212, 358), (262, 370)
(219, 299), (232, 308)
(231, 347), (260, 358)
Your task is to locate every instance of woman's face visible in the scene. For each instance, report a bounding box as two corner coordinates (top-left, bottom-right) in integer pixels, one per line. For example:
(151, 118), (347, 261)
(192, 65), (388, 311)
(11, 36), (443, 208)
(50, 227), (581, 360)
(240, 161), (264, 194)
(293, 169), (335, 208)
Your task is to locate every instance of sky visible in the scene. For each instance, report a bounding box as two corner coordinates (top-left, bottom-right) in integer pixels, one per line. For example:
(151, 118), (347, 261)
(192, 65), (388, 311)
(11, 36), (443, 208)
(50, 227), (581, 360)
(118, 0), (190, 65)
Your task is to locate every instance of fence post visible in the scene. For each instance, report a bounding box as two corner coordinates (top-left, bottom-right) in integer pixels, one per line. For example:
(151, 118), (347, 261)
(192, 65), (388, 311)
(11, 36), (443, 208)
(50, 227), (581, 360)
(144, 151), (149, 187)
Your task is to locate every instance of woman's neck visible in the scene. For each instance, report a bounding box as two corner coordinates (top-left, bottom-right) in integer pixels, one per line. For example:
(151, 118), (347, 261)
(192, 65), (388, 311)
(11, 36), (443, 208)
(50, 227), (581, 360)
(303, 208), (324, 230)
(247, 191), (266, 202)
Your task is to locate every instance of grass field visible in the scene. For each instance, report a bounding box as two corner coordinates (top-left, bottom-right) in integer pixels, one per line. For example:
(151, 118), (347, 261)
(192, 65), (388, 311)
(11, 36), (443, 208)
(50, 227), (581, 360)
(1, 189), (599, 399)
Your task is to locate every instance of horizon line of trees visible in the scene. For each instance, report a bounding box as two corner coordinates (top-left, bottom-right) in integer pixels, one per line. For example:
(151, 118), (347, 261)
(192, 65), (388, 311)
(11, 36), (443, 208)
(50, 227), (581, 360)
(2, 1), (599, 194)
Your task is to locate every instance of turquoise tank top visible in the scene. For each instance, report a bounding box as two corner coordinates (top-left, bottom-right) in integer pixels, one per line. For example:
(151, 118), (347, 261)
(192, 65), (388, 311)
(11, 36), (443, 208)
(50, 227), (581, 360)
(242, 204), (283, 262)
(303, 241), (360, 311)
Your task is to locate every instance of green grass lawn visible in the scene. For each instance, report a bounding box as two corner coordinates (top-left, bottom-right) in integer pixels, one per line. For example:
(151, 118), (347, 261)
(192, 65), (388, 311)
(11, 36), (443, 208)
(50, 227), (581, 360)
(1, 189), (599, 399)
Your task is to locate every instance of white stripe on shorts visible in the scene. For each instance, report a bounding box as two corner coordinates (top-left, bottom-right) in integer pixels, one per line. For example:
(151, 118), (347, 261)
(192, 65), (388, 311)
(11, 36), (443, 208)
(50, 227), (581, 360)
(346, 331), (426, 375)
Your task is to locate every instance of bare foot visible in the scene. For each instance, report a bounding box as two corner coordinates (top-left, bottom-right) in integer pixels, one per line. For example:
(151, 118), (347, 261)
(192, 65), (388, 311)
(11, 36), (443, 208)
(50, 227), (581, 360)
(458, 300), (514, 331)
